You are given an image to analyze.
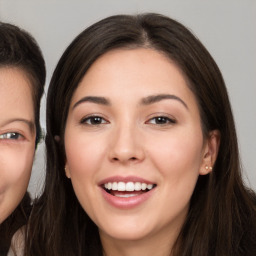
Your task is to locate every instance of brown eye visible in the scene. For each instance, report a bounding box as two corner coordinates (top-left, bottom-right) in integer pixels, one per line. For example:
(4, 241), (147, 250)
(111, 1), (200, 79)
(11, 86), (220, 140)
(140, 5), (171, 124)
(81, 116), (108, 125)
(147, 116), (176, 125)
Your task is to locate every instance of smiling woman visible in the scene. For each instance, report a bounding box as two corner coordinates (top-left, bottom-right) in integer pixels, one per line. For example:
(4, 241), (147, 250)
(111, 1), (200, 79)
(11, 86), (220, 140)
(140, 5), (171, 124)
(0, 23), (45, 255)
(64, 49), (214, 244)
(26, 13), (256, 256)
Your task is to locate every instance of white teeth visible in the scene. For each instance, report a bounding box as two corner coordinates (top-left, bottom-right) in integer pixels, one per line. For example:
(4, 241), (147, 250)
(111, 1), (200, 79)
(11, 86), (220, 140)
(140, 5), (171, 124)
(134, 182), (141, 191)
(115, 193), (138, 198)
(126, 182), (134, 191)
(141, 183), (147, 190)
(117, 182), (125, 191)
(104, 181), (155, 192)
(147, 184), (153, 190)
(112, 182), (118, 190)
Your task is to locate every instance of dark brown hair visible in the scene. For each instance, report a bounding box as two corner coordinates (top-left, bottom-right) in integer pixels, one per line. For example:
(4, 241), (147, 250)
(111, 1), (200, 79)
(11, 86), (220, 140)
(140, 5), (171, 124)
(26, 13), (256, 255)
(0, 22), (45, 255)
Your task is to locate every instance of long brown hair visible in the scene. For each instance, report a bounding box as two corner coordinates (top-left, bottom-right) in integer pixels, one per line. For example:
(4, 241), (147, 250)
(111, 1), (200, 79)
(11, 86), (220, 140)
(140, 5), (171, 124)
(26, 13), (256, 255)
(0, 22), (46, 255)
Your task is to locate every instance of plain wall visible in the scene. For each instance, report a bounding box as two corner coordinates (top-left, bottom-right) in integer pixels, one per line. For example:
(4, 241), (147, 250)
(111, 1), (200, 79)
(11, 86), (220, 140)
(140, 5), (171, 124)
(0, 0), (255, 197)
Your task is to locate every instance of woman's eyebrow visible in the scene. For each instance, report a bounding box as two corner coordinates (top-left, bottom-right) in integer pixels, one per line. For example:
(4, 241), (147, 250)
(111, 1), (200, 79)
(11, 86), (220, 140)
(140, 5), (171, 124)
(0, 118), (35, 132)
(72, 96), (110, 109)
(140, 94), (188, 109)
(72, 94), (188, 110)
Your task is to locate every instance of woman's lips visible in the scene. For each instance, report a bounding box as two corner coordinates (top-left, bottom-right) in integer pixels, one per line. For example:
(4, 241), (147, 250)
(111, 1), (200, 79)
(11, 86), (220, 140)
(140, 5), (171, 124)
(99, 176), (157, 209)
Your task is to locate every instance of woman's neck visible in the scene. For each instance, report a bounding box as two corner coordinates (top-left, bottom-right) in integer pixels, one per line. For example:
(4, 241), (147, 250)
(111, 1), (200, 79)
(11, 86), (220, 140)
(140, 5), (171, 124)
(102, 240), (173, 256)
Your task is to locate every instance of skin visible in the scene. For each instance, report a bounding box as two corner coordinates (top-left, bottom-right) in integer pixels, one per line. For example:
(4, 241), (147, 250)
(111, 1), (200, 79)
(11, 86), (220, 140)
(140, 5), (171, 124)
(64, 48), (219, 256)
(0, 67), (35, 224)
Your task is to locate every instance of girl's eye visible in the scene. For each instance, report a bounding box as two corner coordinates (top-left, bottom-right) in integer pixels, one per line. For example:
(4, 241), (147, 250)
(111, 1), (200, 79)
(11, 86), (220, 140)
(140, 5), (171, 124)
(147, 116), (176, 125)
(81, 116), (108, 125)
(0, 132), (23, 140)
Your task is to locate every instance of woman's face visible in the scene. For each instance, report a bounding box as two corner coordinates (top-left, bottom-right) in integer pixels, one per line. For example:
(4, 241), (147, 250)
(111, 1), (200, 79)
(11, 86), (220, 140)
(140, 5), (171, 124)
(0, 67), (35, 223)
(65, 48), (217, 245)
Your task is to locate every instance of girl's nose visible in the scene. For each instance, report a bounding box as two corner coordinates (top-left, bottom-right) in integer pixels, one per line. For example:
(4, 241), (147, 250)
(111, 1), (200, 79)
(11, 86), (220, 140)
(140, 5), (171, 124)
(108, 124), (145, 165)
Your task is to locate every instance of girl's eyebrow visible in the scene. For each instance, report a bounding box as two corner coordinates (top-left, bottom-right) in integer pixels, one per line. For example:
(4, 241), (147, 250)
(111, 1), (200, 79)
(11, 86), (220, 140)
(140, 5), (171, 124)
(72, 96), (110, 109)
(72, 94), (188, 110)
(140, 94), (188, 109)
(0, 118), (35, 132)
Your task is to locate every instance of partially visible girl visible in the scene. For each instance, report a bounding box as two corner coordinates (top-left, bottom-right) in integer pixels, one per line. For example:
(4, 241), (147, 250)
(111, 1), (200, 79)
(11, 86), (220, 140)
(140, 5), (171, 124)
(0, 22), (45, 255)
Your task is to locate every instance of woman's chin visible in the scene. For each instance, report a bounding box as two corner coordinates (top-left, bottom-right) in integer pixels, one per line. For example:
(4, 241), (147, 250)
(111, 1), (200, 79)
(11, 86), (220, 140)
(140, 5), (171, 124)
(99, 227), (151, 243)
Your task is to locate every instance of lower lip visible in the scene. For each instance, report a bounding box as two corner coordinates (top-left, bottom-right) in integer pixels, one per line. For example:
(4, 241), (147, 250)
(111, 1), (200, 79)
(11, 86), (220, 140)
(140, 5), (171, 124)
(100, 187), (155, 209)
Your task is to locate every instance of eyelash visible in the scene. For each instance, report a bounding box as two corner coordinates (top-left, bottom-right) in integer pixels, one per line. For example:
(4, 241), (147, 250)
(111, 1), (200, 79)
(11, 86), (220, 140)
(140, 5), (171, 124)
(80, 115), (108, 126)
(146, 116), (176, 125)
(80, 115), (176, 126)
(0, 132), (24, 140)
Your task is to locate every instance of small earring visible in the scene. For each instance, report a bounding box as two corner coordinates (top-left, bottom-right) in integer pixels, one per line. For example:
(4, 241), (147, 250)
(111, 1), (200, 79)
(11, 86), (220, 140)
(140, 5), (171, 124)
(205, 166), (212, 171)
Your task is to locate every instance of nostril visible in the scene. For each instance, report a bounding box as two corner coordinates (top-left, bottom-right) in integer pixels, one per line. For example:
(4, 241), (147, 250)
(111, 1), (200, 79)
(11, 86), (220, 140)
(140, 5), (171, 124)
(111, 156), (138, 162)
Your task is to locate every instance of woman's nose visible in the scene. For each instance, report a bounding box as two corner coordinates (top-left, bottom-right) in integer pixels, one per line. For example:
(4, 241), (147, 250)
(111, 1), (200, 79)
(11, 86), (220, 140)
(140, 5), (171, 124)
(108, 124), (145, 165)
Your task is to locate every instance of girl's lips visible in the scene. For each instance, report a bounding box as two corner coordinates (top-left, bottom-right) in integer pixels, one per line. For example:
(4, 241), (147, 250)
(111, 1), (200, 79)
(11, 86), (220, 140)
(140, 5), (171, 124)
(99, 176), (157, 209)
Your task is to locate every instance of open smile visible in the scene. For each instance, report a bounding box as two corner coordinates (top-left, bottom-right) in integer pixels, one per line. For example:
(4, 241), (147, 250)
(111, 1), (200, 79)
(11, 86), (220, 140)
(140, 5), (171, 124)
(99, 177), (157, 209)
(103, 181), (156, 197)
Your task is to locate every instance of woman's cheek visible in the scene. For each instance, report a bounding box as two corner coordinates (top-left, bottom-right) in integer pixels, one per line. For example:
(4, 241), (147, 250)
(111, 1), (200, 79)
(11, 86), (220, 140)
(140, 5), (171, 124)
(65, 132), (107, 176)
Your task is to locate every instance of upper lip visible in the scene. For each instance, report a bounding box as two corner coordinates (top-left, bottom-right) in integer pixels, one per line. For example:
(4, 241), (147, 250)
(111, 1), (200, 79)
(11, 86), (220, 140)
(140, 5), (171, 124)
(98, 175), (155, 186)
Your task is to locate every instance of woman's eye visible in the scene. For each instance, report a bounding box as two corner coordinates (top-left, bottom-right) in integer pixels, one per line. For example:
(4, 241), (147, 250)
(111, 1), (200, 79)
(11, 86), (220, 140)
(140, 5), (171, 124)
(147, 116), (176, 125)
(81, 116), (108, 125)
(0, 132), (23, 140)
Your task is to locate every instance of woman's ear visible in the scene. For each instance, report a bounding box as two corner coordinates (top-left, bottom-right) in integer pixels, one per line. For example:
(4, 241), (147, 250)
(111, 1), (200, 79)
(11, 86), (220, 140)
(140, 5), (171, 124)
(199, 130), (220, 175)
(65, 164), (71, 178)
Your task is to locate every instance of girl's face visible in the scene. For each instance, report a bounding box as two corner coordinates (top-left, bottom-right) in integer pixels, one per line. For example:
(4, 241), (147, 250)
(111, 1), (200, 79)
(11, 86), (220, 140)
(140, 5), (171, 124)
(65, 48), (218, 246)
(0, 67), (36, 223)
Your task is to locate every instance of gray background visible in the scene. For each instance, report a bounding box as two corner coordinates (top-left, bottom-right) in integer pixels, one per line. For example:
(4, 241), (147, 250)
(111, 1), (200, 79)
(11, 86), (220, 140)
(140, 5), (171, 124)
(0, 0), (255, 197)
